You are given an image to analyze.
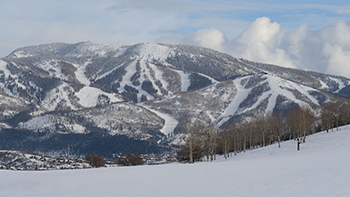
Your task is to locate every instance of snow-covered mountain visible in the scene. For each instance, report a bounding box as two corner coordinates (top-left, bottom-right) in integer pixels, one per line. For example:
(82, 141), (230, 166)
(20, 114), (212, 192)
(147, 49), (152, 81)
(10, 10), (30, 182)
(0, 41), (349, 154)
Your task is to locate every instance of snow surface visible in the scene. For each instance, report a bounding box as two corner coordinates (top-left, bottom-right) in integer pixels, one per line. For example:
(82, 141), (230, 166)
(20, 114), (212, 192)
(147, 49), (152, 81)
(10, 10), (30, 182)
(113, 47), (127, 57)
(138, 43), (175, 61)
(18, 114), (57, 132)
(118, 61), (137, 94)
(140, 104), (178, 135)
(219, 77), (250, 119)
(258, 75), (320, 113)
(17, 114), (86, 134)
(41, 83), (77, 111)
(330, 77), (346, 93)
(75, 62), (91, 86)
(95, 63), (125, 81)
(174, 69), (191, 92)
(1, 126), (350, 197)
(64, 42), (120, 57)
(319, 79), (329, 89)
(148, 62), (169, 92)
(0, 60), (16, 79)
(76, 86), (121, 108)
(117, 59), (171, 102)
(218, 74), (322, 126)
(12, 50), (33, 58)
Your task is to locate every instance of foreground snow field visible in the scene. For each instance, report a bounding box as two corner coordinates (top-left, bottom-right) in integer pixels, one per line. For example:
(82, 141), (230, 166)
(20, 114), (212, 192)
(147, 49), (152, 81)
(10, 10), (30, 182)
(1, 126), (350, 197)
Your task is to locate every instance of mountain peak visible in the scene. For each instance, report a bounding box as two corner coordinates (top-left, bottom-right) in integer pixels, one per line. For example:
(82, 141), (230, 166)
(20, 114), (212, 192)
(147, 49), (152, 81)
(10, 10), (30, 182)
(6, 41), (122, 58)
(1, 41), (350, 157)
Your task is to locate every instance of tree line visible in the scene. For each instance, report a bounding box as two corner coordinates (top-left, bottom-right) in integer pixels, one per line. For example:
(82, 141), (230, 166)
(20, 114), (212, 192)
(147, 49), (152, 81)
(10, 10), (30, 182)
(0, 129), (165, 158)
(177, 101), (350, 163)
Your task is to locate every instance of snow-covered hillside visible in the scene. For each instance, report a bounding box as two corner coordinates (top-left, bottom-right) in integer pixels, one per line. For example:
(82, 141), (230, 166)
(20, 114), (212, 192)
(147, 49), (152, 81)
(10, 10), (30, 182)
(1, 126), (349, 197)
(1, 41), (350, 154)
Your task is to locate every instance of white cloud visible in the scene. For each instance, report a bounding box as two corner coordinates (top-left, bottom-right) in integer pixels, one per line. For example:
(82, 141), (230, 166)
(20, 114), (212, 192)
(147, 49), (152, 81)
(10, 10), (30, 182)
(279, 20), (350, 77)
(231, 17), (296, 68)
(323, 43), (350, 77)
(191, 28), (226, 52)
(284, 24), (308, 59)
(181, 17), (350, 78)
(2, 1), (350, 79)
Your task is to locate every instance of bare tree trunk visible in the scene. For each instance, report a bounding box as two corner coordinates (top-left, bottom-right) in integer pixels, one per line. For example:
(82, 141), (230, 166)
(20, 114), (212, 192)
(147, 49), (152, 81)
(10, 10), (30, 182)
(224, 139), (228, 159)
(297, 137), (300, 151)
(189, 140), (193, 163)
(243, 133), (246, 152)
(336, 116), (339, 131)
(249, 131), (252, 150)
(278, 135), (281, 148)
(262, 132), (265, 147)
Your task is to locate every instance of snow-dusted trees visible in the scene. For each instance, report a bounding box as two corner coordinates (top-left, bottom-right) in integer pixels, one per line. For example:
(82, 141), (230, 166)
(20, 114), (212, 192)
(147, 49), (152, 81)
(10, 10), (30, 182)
(319, 100), (350, 133)
(286, 106), (315, 151)
(204, 124), (218, 162)
(269, 113), (283, 148)
(177, 120), (205, 163)
(177, 121), (220, 163)
(176, 101), (350, 162)
(219, 129), (232, 159)
(319, 101), (350, 132)
(320, 102), (334, 133)
(339, 101), (350, 126)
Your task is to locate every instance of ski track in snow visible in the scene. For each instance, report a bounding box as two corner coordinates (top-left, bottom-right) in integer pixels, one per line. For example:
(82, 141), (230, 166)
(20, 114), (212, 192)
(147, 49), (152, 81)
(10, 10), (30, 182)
(75, 62), (91, 86)
(220, 77), (251, 119)
(95, 63), (125, 81)
(173, 69), (191, 92)
(140, 104), (178, 135)
(117, 61), (154, 102)
(2, 126), (350, 197)
(140, 61), (162, 95)
(197, 72), (219, 84)
(280, 76), (319, 105)
(76, 86), (121, 108)
(42, 83), (77, 111)
(0, 60), (15, 78)
(118, 61), (137, 94)
(330, 77), (345, 93)
(319, 79), (329, 89)
(138, 43), (175, 61)
(148, 62), (169, 91)
(113, 47), (127, 57)
(242, 75), (320, 115)
(218, 74), (321, 126)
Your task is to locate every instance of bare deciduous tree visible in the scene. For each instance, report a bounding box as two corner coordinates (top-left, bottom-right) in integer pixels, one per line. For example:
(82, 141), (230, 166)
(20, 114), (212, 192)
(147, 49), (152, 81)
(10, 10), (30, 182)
(204, 124), (218, 162)
(85, 154), (105, 168)
(182, 120), (204, 163)
(117, 153), (144, 166)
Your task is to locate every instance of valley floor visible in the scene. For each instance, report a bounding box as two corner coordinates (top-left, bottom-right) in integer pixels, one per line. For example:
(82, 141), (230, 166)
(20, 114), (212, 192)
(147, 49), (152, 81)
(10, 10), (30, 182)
(1, 126), (350, 197)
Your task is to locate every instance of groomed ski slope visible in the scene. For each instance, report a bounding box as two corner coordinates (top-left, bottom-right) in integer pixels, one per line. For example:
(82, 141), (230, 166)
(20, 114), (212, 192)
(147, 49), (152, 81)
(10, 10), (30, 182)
(1, 126), (350, 197)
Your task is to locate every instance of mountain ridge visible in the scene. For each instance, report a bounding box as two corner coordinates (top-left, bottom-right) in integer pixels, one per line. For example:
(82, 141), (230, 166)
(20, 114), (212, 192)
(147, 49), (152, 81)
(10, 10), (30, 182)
(0, 41), (349, 155)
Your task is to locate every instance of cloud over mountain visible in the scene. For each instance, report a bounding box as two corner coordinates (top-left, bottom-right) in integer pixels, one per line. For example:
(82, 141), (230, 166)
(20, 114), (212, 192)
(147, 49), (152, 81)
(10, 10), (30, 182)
(173, 17), (350, 78)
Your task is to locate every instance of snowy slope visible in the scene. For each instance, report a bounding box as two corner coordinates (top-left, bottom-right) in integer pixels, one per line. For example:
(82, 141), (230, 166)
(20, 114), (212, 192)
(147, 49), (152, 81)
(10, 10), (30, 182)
(0, 41), (349, 150)
(139, 104), (178, 136)
(1, 126), (350, 197)
(147, 73), (332, 129)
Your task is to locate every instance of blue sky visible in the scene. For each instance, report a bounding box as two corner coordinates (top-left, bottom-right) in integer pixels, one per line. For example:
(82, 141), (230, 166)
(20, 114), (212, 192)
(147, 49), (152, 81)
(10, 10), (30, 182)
(1, 0), (350, 76)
